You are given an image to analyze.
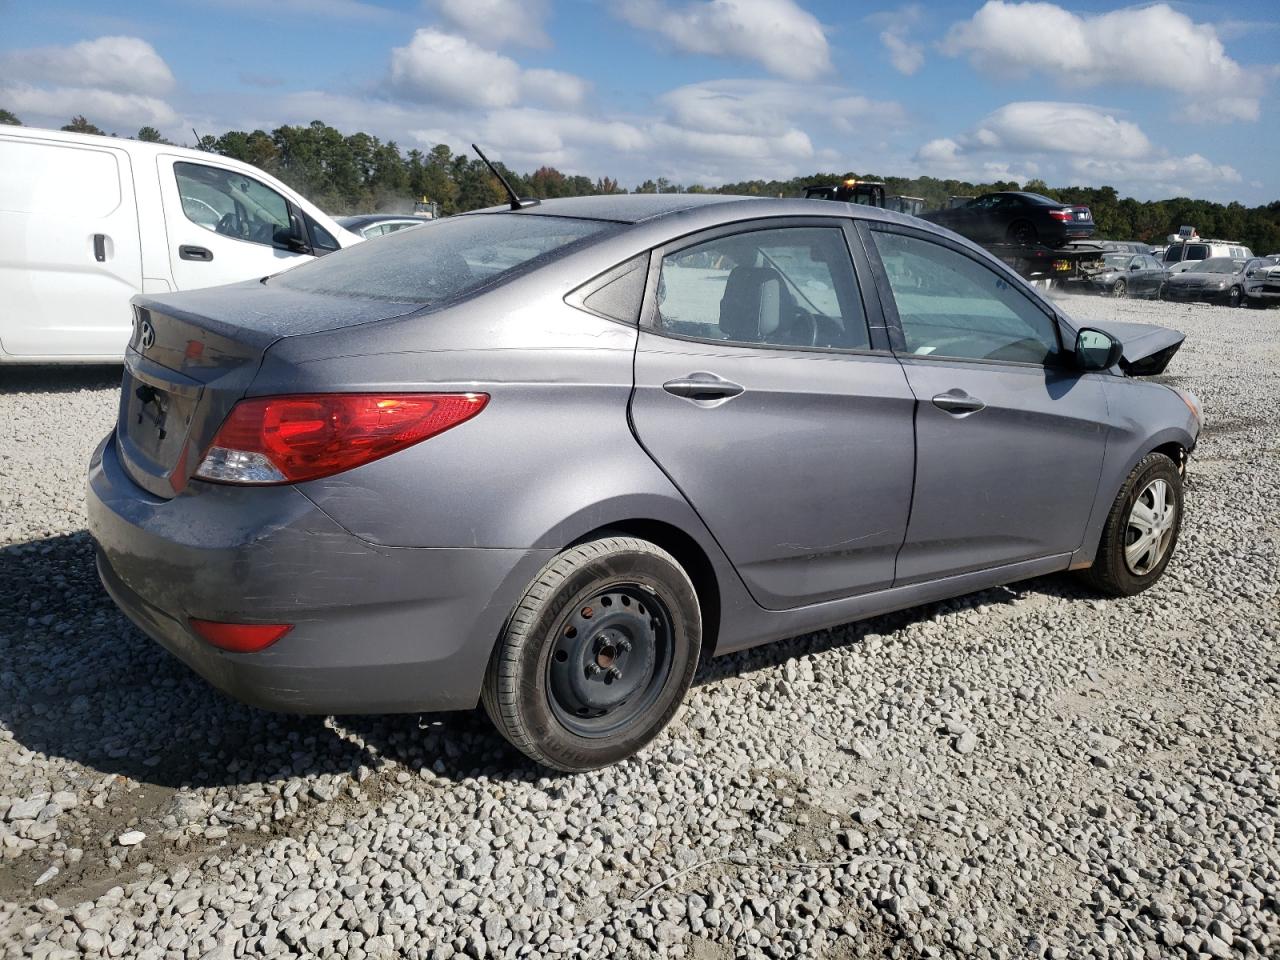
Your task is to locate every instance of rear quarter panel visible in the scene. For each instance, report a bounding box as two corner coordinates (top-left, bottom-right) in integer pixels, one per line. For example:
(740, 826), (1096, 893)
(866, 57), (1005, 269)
(254, 286), (732, 557)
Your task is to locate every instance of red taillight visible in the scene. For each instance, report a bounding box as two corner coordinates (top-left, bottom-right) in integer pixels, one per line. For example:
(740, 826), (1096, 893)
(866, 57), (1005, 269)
(194, 392), (488, 485)
(1049, 209), (1073, 222)
(190, 619), (292, 652)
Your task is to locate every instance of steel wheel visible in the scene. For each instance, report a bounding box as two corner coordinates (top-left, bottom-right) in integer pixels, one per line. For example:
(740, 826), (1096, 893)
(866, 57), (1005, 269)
(1124, 478), (1177, 576)
(1113, 279), (1127, 298)
(546, 586), (673, 738)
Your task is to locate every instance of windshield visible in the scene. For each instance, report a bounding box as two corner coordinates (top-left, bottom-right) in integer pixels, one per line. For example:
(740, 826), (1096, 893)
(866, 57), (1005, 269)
(1102, 254), (1130, 270)
(1192, 258), (1241, 274)
(274, 213), (611, 302)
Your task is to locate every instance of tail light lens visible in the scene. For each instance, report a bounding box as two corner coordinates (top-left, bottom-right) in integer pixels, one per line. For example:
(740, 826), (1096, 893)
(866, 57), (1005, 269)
(195, 392), (488, 485)
(190, 619), (292, 652)
(1049, 209), (1074, 222)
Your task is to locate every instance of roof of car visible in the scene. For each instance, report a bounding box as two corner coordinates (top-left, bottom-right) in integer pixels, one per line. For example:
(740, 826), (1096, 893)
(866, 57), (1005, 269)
(478, 193), (756, 224)
(335, 214), (430, 228)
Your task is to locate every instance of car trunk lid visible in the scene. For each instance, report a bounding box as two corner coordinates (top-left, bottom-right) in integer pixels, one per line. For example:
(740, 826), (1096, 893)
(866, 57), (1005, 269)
(116, 282), (421, 499)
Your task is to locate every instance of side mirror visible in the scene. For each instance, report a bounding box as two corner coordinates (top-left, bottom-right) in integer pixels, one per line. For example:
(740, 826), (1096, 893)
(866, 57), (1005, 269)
(274, 213), (312, 255)
(1076, 328), (1123, 371)
(1130, 263), (1142, 271)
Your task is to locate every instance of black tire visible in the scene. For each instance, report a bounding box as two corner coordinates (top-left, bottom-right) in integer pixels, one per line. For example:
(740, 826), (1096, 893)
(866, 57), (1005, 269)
(481, 536), (702, 771)
(1113, 279), (1127, 298)
(1156, 282), (1166, 301)
(1228, 286), (1242, 308)
(1006, 220), (1037, 246)
(1084, 453), (1183, 597)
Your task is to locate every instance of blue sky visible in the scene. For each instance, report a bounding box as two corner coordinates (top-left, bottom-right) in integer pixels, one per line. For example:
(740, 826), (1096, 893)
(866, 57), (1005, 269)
(2, 0), (1277, 203)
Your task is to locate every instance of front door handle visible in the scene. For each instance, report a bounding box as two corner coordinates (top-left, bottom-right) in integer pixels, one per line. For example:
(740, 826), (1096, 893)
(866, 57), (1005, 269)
(932, 390), (985, 415)
(179, 245), (213, 261)
(93, 234), (107, 262)
(662, 374), (745, 403)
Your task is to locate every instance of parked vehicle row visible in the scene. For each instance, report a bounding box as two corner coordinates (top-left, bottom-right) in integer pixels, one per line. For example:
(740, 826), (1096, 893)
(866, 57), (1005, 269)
(0, 127), (362, 363)
(88, 193), (1201, 770)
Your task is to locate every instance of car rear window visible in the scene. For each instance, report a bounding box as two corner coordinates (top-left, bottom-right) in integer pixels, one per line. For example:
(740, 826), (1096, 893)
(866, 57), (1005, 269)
(273, 213), (611, 302)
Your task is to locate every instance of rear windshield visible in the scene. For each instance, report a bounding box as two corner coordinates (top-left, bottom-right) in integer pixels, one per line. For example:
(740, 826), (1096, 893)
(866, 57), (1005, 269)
(1193, 258), (1241, 274)
(274, 213), (611, 302)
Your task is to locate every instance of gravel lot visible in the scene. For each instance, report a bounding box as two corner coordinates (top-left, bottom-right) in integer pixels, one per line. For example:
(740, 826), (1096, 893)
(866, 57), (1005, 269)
(2, 293), (1278, 960)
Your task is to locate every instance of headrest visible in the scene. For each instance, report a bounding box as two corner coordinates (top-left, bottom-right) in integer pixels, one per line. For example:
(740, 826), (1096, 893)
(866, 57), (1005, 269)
(719, 266), (787, 341)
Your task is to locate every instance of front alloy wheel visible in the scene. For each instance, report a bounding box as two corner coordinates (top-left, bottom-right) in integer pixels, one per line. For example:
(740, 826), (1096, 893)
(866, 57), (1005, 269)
(1228, 286), (1242, 308)
(1124, 478), (1176, 575)
(1113, 279), (1127, 298)
(1084, 452), (1183, 596)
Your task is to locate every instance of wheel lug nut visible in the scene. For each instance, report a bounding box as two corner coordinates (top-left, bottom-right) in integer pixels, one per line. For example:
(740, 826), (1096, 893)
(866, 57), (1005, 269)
(607, 666), (623, 681)
(617, 638), (632, 652)
(585, 663), (602, 677)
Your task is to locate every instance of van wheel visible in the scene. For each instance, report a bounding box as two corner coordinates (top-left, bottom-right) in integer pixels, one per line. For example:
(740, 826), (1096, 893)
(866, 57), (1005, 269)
(481, 537), (702, 772)
(1084, 453), (1182, 597)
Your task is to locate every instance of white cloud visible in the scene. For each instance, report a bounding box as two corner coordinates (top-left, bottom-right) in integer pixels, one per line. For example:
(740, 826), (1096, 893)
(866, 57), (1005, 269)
(942, 2), (1267, 122)
(430, 0), (551, 48)
(389, 29), (587, 109)
(617, 0), (832, 82)
(520, 69), (590, 110)
(874, 5), (924, 76)
(1, 36), (175, 96)
(913, 100), (1240, 197)
(0, 83), (179, 130)
(881, 32), (924, 76)
(975, 101), (1151, 159)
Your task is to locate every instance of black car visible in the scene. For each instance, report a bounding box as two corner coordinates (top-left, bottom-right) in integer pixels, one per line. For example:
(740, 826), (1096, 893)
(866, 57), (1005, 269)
(923, 191), (1094, 248)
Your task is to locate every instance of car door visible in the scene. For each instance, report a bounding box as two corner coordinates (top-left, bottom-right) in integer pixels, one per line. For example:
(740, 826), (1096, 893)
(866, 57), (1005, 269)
(1139, 255), (1166, 295)
(860, 223), (1110, 584)
(0, 135), (143, 359)
(629, 219), (917, 610)
(158, 156), (313, 290)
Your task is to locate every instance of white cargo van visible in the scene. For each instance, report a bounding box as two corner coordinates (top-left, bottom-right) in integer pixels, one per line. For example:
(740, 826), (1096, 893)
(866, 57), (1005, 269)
(0, 127), (361, 363)
(1162, 238), (1254, 274)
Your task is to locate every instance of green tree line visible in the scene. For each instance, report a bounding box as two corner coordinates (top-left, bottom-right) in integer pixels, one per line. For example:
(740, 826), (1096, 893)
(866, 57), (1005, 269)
(3, 110), (1278, 254)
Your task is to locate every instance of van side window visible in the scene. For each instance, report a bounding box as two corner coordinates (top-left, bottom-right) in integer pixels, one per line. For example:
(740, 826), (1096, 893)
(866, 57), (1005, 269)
(174, 162), (292, 249)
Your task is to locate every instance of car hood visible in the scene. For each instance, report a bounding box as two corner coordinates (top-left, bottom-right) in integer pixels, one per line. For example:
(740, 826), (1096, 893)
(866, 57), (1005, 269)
(1079, 319), (1185, 376)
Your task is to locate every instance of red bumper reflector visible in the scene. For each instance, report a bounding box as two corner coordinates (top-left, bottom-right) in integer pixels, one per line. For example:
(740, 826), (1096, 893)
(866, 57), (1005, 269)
(189, 619), (293, 652)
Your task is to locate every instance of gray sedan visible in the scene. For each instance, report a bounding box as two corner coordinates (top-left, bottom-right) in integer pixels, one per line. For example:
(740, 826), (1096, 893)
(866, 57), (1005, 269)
(87, 195), (1202, 770)
(1162, 257), (1260, 307)
(1086, 252), (1168, 298)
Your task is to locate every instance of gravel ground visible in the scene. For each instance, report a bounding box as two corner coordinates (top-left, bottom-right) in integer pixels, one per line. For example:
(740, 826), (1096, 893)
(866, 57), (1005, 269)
(1, 293), (1277, 960)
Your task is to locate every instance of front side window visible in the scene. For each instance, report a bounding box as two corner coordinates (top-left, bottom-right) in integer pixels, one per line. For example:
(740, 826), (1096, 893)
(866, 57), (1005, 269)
(654, 226), (869, 350)
(1185, 244), (1209, 262)
(174, 162), (291, 248)
(870, 230), (1060, 365)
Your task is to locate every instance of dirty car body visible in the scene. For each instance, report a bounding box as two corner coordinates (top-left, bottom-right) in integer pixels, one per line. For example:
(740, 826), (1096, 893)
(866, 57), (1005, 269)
(87, 195), (1200, 723)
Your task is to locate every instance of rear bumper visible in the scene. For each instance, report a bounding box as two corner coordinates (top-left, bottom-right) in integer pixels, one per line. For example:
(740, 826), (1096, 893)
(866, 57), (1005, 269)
(87, 433), (552, 714)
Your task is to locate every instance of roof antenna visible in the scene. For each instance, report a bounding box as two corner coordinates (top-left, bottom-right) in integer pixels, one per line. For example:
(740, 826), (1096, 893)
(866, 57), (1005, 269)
(192, 128), (206, 151)
(472, 143), (539, 211)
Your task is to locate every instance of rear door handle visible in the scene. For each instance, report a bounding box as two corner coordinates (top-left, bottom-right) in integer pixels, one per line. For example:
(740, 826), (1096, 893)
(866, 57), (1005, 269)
(179, 245), (213, 261)
(662, 374), (745, 402)
(93, 234), (106, 262)
(932, 390), (985, 415)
